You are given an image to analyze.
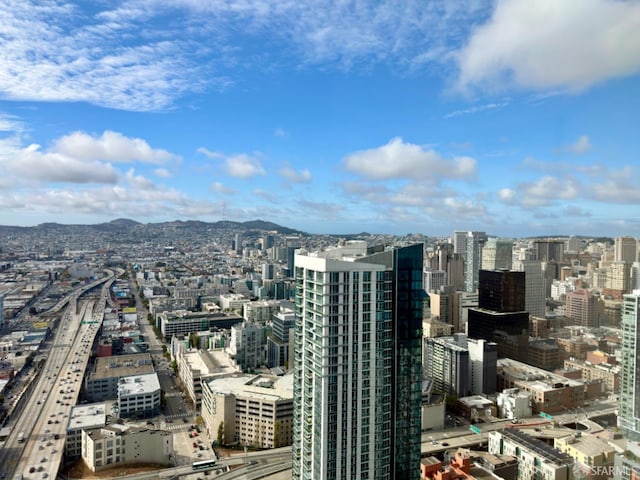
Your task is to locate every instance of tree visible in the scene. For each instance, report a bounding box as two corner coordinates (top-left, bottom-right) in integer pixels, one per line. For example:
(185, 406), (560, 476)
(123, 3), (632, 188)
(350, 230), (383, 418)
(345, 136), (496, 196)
(217, 421), (224, 446)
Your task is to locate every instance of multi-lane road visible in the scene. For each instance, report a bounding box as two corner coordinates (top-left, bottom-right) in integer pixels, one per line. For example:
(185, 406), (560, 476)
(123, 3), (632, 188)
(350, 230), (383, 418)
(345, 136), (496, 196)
(0, 274), (114, 480)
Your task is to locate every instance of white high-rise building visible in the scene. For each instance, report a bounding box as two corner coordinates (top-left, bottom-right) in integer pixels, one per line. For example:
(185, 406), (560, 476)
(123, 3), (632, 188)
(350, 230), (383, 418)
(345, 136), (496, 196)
(464, 231), (487, 292)
(620, 291), (640, 441)
(481, 239), (513, 271)
(453, 231), (468, 255)
(292, 242), (424, 480)
(229, 321), (264, 371)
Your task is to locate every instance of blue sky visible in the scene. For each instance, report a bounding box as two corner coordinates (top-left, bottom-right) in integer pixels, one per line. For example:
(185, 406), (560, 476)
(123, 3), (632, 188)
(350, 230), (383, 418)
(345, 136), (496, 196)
(1, 0), (639, 237)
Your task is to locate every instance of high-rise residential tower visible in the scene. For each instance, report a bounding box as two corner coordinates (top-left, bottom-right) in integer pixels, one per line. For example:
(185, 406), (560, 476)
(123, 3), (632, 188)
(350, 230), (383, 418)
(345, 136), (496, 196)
(464, 231), (487, 293)
(620, 291), (640, 441)
(292, 242), (424, 480)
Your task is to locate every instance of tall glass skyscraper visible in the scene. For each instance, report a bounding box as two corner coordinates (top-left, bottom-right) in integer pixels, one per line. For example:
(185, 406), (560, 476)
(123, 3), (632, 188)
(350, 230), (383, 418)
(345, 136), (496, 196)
(620, 291), (640, 441)
(292, 242), (424, 480)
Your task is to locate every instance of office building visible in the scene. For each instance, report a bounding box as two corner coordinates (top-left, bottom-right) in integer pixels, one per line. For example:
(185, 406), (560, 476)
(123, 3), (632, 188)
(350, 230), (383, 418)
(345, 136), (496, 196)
(430, 243), (465, 291)
(468, 270), (529, 344)
(566, 236), (581, 254)
(201, 373), (294, 448)
(117, 373), (161, 418)
(514, 260), (546, 318)
(619, 291), (640, 441)
(464, 231), (487, 292)
(615, 237), (638, 263)
(292, 242), (424, 480)
(565, 289), (600, 328)
(234, 232), (243, 254)
(85, 353), (154, 402)
(606, 261), (631, 296)
(158, 310), (244, 338)
(631, 262), (640, 291)
(428, 285), (455, 325)
(482, 239), (513, 271)
(453, 231), (468, 255)
(533, 240), (565, 262)
(424, 269), (447, 293)
(262, 263), (276, 281)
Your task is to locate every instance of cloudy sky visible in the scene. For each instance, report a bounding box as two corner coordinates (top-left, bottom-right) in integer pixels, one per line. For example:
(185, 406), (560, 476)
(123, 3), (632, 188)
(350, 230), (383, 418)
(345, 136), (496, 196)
(0, 0), (639, 237)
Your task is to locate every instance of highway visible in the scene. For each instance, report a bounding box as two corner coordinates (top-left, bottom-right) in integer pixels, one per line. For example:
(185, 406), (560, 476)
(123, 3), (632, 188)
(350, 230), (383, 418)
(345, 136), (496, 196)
(0, 274), (114, 480)
(109, 447), (293, 480)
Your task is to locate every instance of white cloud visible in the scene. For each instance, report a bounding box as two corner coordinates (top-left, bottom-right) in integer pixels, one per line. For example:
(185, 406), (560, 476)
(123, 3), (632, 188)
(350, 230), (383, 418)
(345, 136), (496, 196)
(444, 101), (509, 118)
(211, 182), (235, 195)
(343, 137), (477, 181)
(565, 135), (592, 155)
(5, 144), (119, 184)
(225, 154), (266, 178)
(275, 128), (288, 138)
(154, 168), (172, 178)
(498, 188), (516, 204)
(125, 168), (157, 190)
(517, 176), (580, 207)
(279, 165), (312, 183)
(199, 148), (266, 178)
(456, 0), (640, 93)
(53, 131), (180, 164)
(0, 0), (493, 111)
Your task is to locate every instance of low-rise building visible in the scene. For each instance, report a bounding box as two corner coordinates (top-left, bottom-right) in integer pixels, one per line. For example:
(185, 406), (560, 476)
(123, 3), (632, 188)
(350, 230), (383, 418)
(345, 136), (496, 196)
(489, 429), (574, 480)
(85, 353), (154, 402)
(158, 310), (244, 338)
(176, 347), (240, 408)
(497, 358), (586, 414)
(201, 373), (293, 448)
(554, 434), (615, 480)
(117, 373), (161, 419)
(65, 403), (107, 461)
(82, 424), (173, 472)
(563, 358), (619, 393)
(496, 388), (533, 420)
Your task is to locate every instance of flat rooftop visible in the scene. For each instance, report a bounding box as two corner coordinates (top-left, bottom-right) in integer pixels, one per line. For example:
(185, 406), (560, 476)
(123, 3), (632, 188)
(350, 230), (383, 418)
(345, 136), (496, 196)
(91, 353), (154, 380)
(68, 403), (107, 431)
(206, 372), (293, 402)
(118, 373), (161, 397)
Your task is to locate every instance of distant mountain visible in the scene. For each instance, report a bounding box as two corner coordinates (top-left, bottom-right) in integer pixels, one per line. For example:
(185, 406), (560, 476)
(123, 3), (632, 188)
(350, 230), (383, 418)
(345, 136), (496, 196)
(242, 220), (302, 234)
(0, 218), (304, 236)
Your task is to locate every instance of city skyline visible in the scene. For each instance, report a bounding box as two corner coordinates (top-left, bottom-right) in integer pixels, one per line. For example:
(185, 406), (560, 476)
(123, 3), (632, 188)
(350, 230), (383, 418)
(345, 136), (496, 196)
(1, 0), (639, 237)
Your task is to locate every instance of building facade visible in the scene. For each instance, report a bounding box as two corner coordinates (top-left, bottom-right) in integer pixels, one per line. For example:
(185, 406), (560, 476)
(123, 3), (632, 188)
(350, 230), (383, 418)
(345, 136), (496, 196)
(619, 291), (640, 441)
(292, 242), (424, 480)
(201, 373), (294, 449)
(117, 374), (161, 419)
(82, 425), (173, 472)
(482, 239), (513, 271)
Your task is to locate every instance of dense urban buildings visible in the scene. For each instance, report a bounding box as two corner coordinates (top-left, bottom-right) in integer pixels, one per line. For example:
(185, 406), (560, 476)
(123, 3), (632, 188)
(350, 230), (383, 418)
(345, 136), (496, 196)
(2, 221), (640, 480)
